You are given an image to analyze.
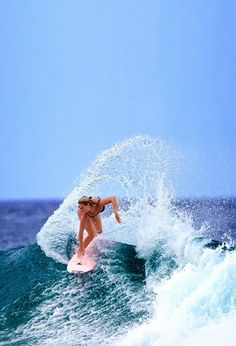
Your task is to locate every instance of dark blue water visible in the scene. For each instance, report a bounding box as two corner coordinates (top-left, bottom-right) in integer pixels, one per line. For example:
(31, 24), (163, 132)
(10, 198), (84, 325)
(0, 200), (62, 251)
(0, 199), (236, 346)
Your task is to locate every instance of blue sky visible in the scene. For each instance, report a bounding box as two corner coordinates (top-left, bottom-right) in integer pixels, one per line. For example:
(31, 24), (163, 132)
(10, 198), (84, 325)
(0, 0), (235, 199)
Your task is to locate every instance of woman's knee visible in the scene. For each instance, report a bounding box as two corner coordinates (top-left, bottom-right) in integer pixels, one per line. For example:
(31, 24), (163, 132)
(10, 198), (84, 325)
(85, 220), (96, 237)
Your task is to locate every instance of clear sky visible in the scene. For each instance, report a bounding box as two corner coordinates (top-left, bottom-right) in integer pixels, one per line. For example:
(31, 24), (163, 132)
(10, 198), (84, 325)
(0, 0), (235, 199)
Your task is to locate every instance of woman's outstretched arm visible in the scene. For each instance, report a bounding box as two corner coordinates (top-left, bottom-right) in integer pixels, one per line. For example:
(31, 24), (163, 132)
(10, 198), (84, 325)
(99, 196), (121, 223)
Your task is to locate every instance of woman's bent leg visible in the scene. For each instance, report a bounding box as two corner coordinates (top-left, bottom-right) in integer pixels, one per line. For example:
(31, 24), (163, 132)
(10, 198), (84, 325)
(91, 215), (103, 234)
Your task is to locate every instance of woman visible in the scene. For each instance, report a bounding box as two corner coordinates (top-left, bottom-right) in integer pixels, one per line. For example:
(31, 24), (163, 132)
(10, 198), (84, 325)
(76, 195), (121, 256)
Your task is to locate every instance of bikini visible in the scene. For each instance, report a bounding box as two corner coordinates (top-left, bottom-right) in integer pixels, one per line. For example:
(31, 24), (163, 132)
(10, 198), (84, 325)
(86, 205), (105, 218)
(85, 197), (105, 218)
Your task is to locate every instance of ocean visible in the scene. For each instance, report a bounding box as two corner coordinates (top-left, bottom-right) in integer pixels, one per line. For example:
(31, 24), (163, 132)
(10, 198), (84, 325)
(1, 136), (236, 346)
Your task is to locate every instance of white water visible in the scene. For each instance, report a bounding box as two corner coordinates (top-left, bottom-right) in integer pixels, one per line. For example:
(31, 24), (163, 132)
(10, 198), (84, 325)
(117, 248), (236, 346)
(116, 201), (236, 346)
(36, 135), (236, 345)
(37, 135), (177, 263)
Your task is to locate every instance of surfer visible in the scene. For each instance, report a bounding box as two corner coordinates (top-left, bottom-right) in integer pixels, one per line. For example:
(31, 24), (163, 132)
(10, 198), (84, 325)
(76, 196), (121, 256)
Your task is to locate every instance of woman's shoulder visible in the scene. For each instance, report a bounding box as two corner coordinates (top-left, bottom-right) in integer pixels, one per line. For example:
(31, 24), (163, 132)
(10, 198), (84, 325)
(90, 196), (101, 205)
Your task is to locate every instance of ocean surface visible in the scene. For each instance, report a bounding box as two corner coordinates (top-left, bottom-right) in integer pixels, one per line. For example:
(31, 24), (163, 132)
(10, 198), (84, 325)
(1, 136), (236, 346)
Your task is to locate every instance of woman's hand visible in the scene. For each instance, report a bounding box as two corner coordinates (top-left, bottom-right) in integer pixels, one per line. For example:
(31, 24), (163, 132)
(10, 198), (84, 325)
(114, 211), (121, 224)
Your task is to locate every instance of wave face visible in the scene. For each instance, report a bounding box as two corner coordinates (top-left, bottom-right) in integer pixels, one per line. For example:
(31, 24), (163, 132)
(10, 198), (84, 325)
(1, 135), (236, 346)
(0, 241), (147, 346)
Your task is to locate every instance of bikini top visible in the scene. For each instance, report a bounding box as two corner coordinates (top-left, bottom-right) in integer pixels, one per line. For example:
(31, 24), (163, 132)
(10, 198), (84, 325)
(85, 196), (106, 218)
(86, 205), (105, 218)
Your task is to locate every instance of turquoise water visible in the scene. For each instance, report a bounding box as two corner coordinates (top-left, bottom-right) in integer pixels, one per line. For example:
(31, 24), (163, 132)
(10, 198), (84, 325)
(0, 241), (148, 345)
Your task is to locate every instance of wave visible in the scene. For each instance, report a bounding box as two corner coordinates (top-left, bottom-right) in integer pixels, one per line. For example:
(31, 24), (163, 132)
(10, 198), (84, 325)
(1, 238), (235, 346)
(37, 135), (177, 263)
(1, 135), (236, 345)
(117, 244), (236, 346)
(0, 239), (147, 346)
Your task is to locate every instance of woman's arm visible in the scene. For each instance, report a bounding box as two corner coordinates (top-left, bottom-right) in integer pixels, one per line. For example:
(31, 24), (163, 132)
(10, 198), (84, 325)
(99, 196), (121, 223)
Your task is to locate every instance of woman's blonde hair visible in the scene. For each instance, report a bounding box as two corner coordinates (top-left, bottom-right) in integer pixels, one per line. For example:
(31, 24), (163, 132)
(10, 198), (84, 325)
(78, 196), (93, 206)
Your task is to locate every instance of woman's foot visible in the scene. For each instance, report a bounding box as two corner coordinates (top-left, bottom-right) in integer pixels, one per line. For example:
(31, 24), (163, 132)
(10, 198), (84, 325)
(74, 253), (83, 264)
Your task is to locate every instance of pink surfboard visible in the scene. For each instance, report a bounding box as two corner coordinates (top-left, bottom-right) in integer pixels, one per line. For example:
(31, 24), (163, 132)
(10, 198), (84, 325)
(67, 252), (96, 274)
